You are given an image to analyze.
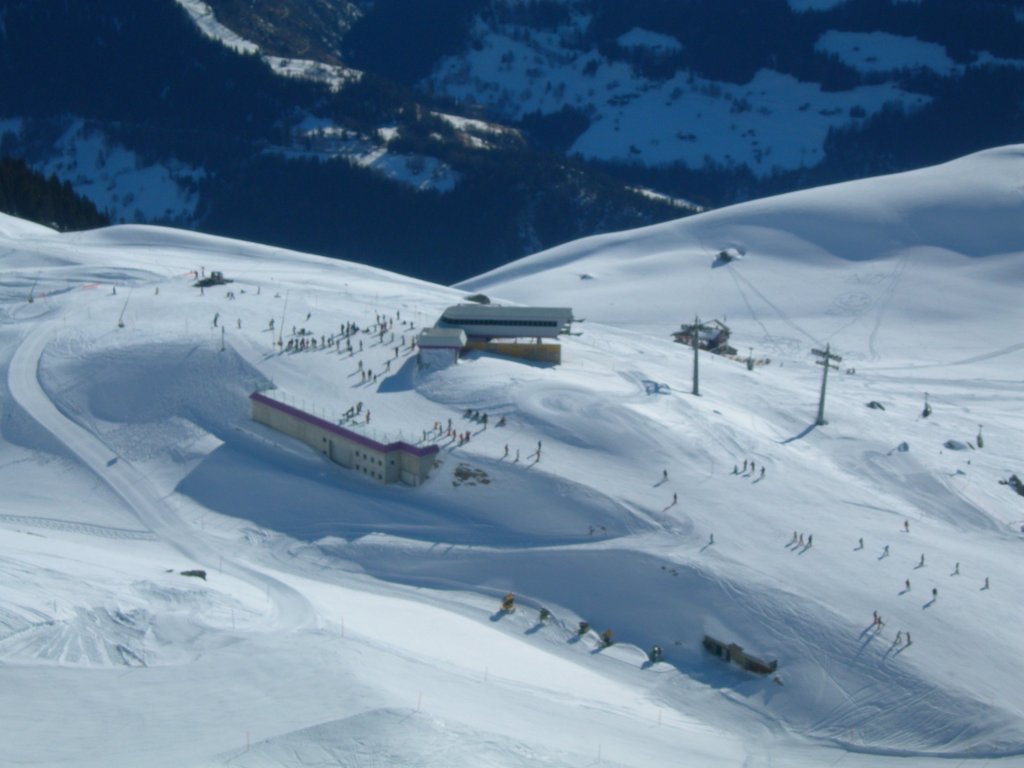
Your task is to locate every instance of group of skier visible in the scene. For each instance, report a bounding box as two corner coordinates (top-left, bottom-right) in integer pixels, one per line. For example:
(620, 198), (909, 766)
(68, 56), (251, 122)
(731, 458), (766, 480)
(788, 531), (813, 548)
(871, 611), (911, 646)
(855, 523), (995, 653)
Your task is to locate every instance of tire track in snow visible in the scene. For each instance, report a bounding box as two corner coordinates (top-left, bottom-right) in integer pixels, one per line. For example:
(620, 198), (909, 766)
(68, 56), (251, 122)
(7, 321), (315, 632)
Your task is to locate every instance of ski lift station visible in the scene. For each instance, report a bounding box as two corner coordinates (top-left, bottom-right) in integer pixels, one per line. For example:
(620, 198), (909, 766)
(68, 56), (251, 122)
(673, 318), (736, 355)
(419, 304), (575, 366)
(436, 304), (574, 340)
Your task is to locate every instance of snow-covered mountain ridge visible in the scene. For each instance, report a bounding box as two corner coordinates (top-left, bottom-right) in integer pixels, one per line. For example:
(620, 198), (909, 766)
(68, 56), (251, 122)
(0, 0), (682, 284)
(183, 0), (1024, 212)
(367, 0), (1024, 189)
(0, 146), (1023, 766)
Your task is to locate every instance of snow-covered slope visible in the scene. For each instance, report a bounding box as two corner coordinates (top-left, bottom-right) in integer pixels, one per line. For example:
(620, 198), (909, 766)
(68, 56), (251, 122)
(1, 146), (1023, 767)
(459, 144), (1024, 348)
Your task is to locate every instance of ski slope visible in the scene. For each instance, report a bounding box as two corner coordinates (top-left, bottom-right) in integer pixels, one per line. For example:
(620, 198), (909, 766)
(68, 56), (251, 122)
(1, 145), (1023, 767)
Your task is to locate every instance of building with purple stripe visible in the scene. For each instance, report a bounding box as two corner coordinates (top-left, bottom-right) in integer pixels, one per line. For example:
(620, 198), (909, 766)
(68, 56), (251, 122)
(250, 391), (439, 486)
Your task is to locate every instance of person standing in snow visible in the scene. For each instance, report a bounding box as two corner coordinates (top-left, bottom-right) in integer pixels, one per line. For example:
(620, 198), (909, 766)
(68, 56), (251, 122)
(905, 578), (911, 591)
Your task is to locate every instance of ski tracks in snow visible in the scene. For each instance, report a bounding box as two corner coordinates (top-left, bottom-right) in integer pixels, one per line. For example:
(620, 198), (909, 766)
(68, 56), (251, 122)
(726, 262), (818, 352)
(0, 513), (154, 540)
(865, 253), (910, 362)
(7, 320), (316, 633)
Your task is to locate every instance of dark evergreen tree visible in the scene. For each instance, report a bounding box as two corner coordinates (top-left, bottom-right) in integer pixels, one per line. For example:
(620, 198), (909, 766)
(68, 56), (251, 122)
(0, 157), (109, 231)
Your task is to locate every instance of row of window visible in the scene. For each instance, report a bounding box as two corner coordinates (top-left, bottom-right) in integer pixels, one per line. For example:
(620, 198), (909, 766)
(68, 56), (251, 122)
(360, 466), (384, 481)
(442, 316), (559, 328)
(355, 449), (383, 466)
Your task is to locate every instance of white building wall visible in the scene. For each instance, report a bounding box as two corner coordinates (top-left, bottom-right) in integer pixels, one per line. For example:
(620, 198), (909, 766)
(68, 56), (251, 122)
(419, 347), (458, 369)
(251, 395), (436, 486)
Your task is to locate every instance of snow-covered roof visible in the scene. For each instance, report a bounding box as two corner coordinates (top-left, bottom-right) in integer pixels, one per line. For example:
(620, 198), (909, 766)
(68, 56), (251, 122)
(417, 327), (467, 349)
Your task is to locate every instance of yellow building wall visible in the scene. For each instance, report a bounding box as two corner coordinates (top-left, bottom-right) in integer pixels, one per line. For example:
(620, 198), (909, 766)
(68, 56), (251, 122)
(464, 341), (561, 364)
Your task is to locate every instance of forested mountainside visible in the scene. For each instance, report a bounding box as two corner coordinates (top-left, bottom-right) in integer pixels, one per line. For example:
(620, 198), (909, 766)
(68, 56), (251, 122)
(0, 0), (681, 283)
(220, 0), (1024, 202)
(0, 156), (109, 232)
(3, 0), (1021, 279)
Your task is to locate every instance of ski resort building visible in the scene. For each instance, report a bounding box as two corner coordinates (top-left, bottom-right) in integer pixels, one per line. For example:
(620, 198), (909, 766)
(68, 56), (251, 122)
(416, 327), (467, 369)
(436, 304), (574, 341)
(673, 318), (736, 355)
(250, 391), (439, 486)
